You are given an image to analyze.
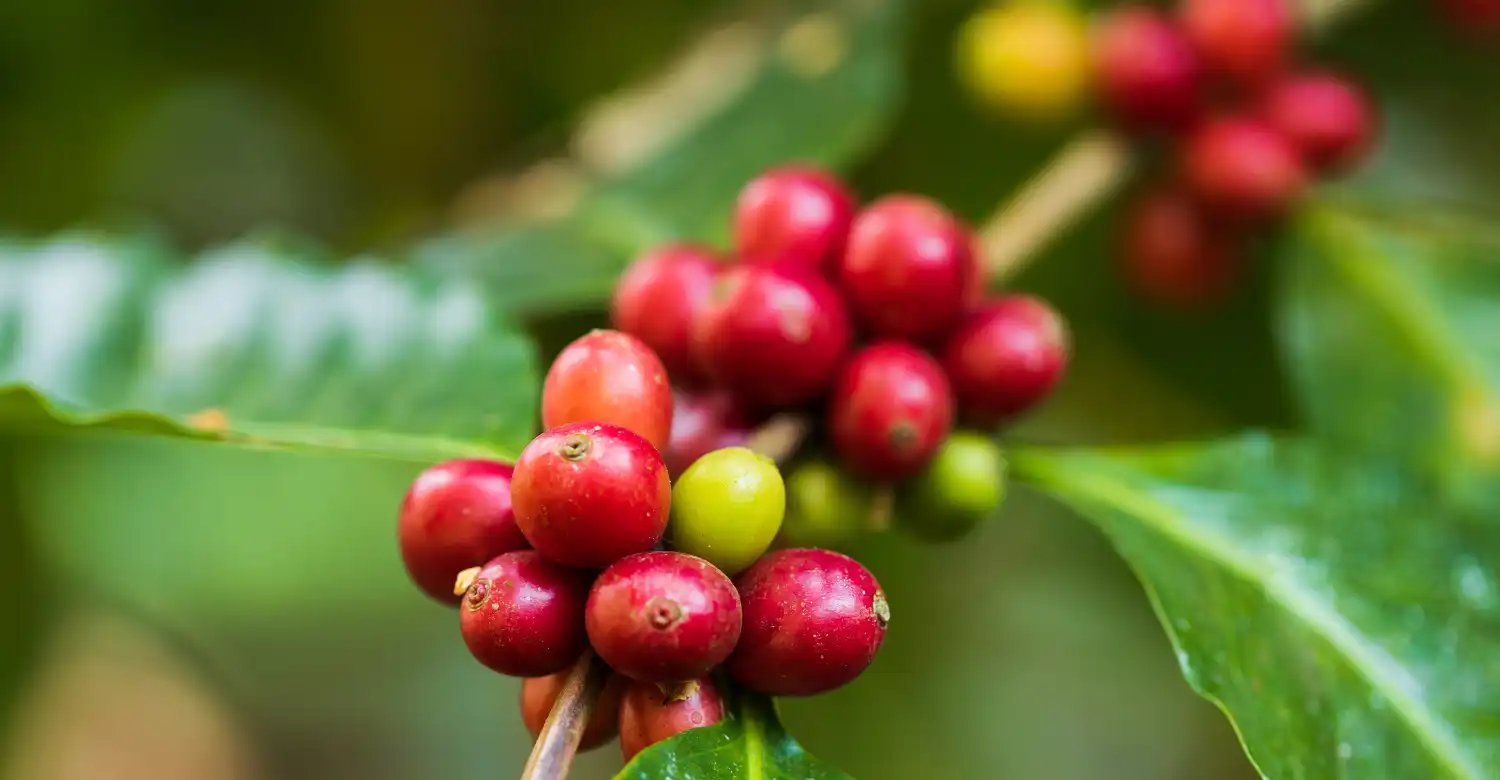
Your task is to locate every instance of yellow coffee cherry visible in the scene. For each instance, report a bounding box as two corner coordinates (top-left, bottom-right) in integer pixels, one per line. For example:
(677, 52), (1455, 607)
(956, 1), (1093, 122)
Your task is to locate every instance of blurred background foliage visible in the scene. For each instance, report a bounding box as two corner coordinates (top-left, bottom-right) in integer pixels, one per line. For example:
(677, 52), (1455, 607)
(1, 0), (1496, 778)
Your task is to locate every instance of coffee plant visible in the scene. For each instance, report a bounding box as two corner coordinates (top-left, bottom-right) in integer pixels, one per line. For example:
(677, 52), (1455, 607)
(3, 0), (1499, 778)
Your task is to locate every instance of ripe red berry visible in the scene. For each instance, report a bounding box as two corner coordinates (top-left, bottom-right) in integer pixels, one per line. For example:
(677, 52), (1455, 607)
(693, 265), (853, 408)
(828, 342), (953, 479)
(837, 195), (979, 340)
(1179, 0), (1293, 87)
(734, 166), (855, 272)
(520, 671), (625, 751)
(1260, 71), (1375, 174)
(610, 245), (720, 385)
(542, 330), (673, 452)
(397, 459), (528, 605)
(458, 551), (590, 677)
(729, 548), (889, 696)
(1181, 117), (1306, 219)
(1119, 186), (1247, 308)
(586, 552), (742, 683)
(618, 677), (726, 762)
(512, 422), (671, 568)
(941, 296), (1069, 425)
(664, 390), (755, 476)
(1093, 8), (1202, 133)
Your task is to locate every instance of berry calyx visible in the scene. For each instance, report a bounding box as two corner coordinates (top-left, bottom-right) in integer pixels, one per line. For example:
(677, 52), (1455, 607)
(734, 166), (855, 272)
(1179, 0), (1293, 87)
(520, 672), (624, 751)
(837, 195), (979, 340)
(1181, 116), (1306, 220)
(896, 432), (1006, 542)
(693, 265), (853, 408)
(828, 342), (953, 479)
(1120, 186), (1246, 308)
(458, 551), (590, 677)
(585, 552), (742, 683)
(778, 458), (874, 550)
(729, 548), (889, 696)
(397, 459), (528, 605)
(512, 422), (671, 568)
(1093, 7), (1202, 134)
(610, 246), (720, 385)
(955, 1), (1093, 122)
(1259, 71), (1375, 174)
(542, 330), (673, 452)
(941, 296), (1068, 426)
(618, 677), (726, 762)
(664, 391), (755, 477)
(670, 447), (785, 575)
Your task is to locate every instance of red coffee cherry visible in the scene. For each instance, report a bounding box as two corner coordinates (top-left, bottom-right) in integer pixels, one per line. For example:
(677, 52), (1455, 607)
(664, 390), (755, 477)
(397, 459), (528, 605)
(1260, 71), (1375, 174)
(618, 677), (726, 762)
(520, 671), (625, 751)
(610, 245), (720, 385)
(729, 548), (889, 696)
(1120, 186), (1247, 308)
(941, 296), (1069, 425)
(693, 265), (853, 408)
(1181, 117), (1306, 220)
(512, 422), (671, 568)
(586, 552), (742, 683)
(1179, 0), (1293, 87)
(457, 551), (589, 677)
(542, 330), (673, 452)
(735, 166), (856, 272)
(828, 342), (953, 479)
(1437, 0), (1500, 35)
(1093, 7), (1202, 134)
(837, 195), (979, 341)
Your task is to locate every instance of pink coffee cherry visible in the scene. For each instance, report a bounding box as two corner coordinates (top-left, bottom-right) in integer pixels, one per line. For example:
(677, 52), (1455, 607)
(941, 296), (1069, 424)
(610, 245), (720, 385)
(457, 551), (590, 677)
(1260, 71), (1376, 174)
(586, 551), (742, 683)
(829, 342), (954, 479)
(1180, 0), (1294, 88)
(1120, 186), (1247, 308)
(664, 390), (755, 477)
(542, 330), (673, 452)
(397, 459), (528, 605)
(1181, 116), (1307, 220)
(734, 166), (855, 273)
(1093, 7), (1202, 134)
(618, 677), (725, 762)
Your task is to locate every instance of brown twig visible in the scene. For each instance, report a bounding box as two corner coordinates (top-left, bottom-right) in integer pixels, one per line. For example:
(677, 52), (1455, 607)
(520, 651), (610, 780)
(746, 413), (814, 465)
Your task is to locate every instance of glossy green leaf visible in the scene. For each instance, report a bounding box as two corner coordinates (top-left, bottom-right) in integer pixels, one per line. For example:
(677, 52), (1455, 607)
(1280, 204), (1500, 504)
(1013, 434), (1500, 780)
(0, 233), (537, 461)
(425, 0), (905, 315)
(617, 693), (851, 780)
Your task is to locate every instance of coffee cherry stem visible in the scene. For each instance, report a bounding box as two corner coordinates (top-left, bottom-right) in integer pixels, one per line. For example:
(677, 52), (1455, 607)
(745, 412), (813, 465)
(520, 650), (611, 780)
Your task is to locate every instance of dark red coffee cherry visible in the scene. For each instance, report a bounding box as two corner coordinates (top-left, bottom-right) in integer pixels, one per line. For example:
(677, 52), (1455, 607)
(1437, 0), (1500, 35)
(828, 342), (953, 479)
(1260, 71), (1375, 174)
(542, 330), (673, 452)
(729, 548), (889, 696)
(1181, 117), (1306, 220)
(735, 166), (855, 272)
(512, 422), (671, 568)
(1093, 7), (1202, 134)
(586, 552), (742, 683)
(457, 551), (589, 677)
(941, 296), (1069, 425)
(610, 245), (720, 386)
(520, 671), (625, 751)
(836, 195), (979, 341)
(618, 677), (726, 762)
(1119, 186), (1247, 308)
(1180, 0), (1293, 87)
(664, 390), (755, 477)
(398, 459), (528, 605)
(693, 265), (853, 408)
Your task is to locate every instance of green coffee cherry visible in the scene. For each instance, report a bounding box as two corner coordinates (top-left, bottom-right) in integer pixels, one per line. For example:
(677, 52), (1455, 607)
(897, 432), (1006, 542)
(670, 447), (784, 575)
(777, 458), (874, 550)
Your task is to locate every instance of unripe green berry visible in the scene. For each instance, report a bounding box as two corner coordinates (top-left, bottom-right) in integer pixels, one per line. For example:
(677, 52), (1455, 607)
(897, 432), (1006, 542)
(777, 458), (874, 550)
(670, 447), (784, 575)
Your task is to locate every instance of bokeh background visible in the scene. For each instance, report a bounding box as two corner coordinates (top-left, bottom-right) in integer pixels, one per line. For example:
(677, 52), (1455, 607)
(2, 1), (1497, 778)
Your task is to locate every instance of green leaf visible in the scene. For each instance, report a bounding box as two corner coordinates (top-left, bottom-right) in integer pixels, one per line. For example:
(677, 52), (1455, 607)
(0, 233), (538, 461)
(1280, 203), (1500, 504)
(1012, 434), (1500, 780)
(617, 692), (851, 779)
(426, 0), (906, 316)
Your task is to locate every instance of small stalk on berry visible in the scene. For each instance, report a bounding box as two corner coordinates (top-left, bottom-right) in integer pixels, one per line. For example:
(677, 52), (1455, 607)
(519, 651), (611, 780)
